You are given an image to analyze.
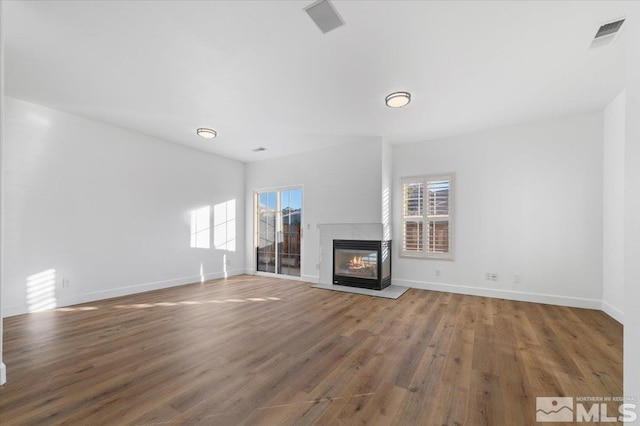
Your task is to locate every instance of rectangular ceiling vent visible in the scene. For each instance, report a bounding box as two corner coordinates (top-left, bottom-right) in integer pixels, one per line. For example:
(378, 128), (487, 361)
(304, 0), (345, 34)
(590, 18), (625, 49)
(595, 19), (625, 39)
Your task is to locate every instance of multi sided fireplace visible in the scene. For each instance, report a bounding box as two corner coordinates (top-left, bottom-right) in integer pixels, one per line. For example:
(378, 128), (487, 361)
(333, 240), (391, 290)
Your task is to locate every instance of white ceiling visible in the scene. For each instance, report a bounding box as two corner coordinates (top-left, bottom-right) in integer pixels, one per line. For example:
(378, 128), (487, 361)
(4, 1), (636, 162)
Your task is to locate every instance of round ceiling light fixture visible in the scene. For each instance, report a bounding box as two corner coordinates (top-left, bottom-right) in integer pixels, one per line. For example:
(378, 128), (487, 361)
(196, 127), (217, 139)
(385, 91), (411, 108)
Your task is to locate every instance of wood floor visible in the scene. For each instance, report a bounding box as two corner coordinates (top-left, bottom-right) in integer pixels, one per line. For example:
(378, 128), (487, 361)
(0, 275), (622, 425)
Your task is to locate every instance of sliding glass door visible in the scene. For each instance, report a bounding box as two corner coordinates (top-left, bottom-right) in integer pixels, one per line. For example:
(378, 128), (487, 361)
(256, 191), (277, 273)
(255, 188), (302, 277)
(279, 188), (302, 276)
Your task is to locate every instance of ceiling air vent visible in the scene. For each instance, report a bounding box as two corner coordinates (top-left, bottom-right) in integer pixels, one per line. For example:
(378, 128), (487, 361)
(252, 147), (267, 152)
(590, 18), (625, 49)
(304, 0), (345, 34)
(595, 19), (625, 38)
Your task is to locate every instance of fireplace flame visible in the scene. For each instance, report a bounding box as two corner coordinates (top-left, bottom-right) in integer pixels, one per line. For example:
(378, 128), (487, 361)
(349, 256), (367, 270)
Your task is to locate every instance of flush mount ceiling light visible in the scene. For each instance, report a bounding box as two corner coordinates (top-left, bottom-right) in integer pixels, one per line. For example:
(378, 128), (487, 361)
(196, 128), (217, 139)
(385, 91), (411, 108)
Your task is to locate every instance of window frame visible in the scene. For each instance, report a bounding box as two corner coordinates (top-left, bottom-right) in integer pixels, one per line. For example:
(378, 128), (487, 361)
(400, 173), (455, 260)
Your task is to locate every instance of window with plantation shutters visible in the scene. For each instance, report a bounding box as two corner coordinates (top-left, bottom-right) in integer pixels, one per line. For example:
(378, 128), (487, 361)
(401, 174), (454, 260)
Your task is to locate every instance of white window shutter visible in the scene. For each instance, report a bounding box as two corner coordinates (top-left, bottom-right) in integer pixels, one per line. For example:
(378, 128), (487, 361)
(400, 174), (454, 260)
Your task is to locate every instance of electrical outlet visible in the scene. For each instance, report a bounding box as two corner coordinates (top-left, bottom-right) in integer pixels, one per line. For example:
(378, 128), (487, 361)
(486, 273), (498, 281)
(485, 273), (491, 280)
(514, 274), (522, 284)
(491, 273), (499, 281)
(62, 278), (71, 288)
(435, 269), (441, 277)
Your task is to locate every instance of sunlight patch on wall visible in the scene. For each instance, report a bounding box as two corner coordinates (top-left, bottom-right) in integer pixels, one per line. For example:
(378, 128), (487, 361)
(27, 112), (51, 127)
(382, 187), (391, 241)
(214, 200), (236, 252)
(26, 269), (57, 312)
(190, 206), (211, 249)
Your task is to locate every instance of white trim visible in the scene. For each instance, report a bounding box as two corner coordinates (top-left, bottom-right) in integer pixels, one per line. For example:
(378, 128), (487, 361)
(601, 300), (624, 324)
(393, 278), (602, 310)
(255, 271), (305, 281)
(302, 274), (319, 283)
(252, 183), (305, 194)
(250, 271), (317, 283)
(2, 269), (245, 318)
(0, 0), (6, 388)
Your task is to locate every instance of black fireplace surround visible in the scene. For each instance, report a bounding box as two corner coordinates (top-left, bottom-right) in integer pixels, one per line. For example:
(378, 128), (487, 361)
(333, 239), (391, 290)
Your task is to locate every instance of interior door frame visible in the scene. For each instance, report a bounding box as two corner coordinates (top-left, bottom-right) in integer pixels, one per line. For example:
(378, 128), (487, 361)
(253, 185), (304, 280)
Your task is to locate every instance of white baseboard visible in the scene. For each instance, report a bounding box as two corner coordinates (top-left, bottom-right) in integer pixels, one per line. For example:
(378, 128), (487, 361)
(2, 269), (245, 318)
(0, 362), (6, 386)
(302, 274), (319, 284)
(241, 268), (318, 284)
(393, 278), (603, 310)
(601, 300), (624, 324)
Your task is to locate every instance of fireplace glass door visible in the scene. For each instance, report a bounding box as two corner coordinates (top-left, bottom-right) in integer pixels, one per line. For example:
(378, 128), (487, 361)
(334, 249), (378, 280)
(255, 188), (302, 277)
(333, 240), (391, 290)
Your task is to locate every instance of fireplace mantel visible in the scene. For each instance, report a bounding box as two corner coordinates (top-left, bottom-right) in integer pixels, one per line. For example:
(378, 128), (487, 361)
(317, 223), (384, 286)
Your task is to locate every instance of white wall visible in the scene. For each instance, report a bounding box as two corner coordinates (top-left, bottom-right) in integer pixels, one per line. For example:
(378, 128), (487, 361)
(0, 0), (6, 385)
(624, 11), (640, 405)
(602, 91), (625, 323)
(244, 138), (384, 282)
(2, 97), (245, 317)
(381, 140), (392, 241)
(392, 112), (604, 308)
